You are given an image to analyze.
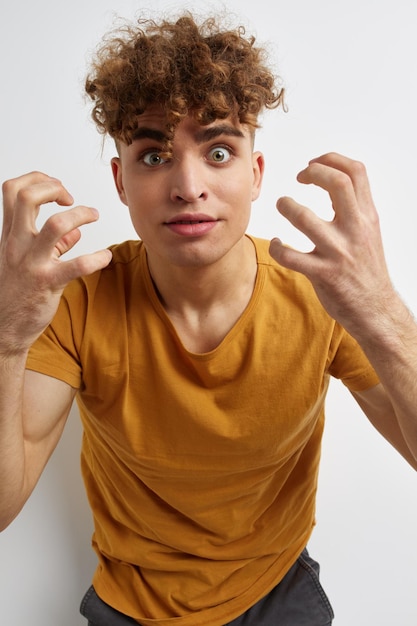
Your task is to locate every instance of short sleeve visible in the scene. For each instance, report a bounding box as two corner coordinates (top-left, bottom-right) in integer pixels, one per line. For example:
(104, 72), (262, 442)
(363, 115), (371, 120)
(328, 325), (380, 392)
(25, 279), (87, 389)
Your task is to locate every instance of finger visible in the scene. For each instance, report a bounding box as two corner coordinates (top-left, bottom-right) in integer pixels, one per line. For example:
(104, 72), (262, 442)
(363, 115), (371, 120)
(300, 152), (375, 213)
(276, 196), (334, 251)
(296, 161), (360, 226)
(2, 172), (61, 216)
(34, 205), (100, 259)
(269, 237), (321, 278)
(52, 248), (113, 288)
(4, 174), (74, 238)
(54, 228), (82, 258)
(2, 171), (72, 203)
(310, 153), (374, 205)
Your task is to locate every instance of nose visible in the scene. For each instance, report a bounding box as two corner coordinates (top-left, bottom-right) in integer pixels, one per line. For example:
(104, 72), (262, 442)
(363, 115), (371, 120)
(169, 156), (207, 203)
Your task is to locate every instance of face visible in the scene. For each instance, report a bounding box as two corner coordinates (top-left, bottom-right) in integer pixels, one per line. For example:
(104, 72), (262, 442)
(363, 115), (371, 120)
(111, 108), (264, 271)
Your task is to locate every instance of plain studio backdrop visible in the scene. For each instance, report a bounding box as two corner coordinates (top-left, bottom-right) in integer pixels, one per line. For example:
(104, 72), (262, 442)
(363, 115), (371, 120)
(0, 0), (416, 624)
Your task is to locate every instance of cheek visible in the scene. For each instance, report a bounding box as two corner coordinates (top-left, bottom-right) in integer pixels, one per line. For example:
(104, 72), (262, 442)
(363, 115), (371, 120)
(228, 175), (256, 211)
(123, 179), (149, 204)
(127, 210), (145, 239)
(124, 182), (157, 221)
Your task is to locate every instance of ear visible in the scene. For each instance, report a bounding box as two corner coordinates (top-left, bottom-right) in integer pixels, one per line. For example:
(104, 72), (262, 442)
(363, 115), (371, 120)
(111, 157), (128, 206)
(251, 151), (265, 201)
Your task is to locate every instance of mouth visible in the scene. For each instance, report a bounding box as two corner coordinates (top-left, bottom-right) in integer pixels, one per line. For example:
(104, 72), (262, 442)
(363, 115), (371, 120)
(170, 219), (209, 224)
(164, 215), (219, 236)
(165, 214), (217, 225)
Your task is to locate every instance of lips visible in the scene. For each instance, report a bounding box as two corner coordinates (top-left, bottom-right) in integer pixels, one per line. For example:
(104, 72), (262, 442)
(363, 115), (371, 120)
(164, 214), (219, 237)
(171, 220), (207, 224)
(165, 213), (216, 225)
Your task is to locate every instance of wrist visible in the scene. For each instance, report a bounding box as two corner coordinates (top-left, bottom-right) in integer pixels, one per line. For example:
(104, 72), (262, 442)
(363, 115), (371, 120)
(350, 292), (416, 358)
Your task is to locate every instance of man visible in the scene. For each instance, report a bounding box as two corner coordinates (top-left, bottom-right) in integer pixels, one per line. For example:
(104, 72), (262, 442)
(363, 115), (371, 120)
(0, 11), (416, 626)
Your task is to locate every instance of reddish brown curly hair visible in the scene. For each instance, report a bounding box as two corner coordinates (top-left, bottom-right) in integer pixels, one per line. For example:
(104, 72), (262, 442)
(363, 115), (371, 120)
(85, 12), (284, 150)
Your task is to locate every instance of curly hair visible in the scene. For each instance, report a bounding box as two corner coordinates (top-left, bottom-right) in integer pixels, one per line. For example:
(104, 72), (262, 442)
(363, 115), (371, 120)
(85, 12), (285, 151)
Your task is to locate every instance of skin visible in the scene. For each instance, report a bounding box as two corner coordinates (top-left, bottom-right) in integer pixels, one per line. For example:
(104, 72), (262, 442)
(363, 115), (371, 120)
(270, 153), (417, 468)
(0, 112), (416, 531)
(0, 173), (111, 528)
(111, 109), (264, 352)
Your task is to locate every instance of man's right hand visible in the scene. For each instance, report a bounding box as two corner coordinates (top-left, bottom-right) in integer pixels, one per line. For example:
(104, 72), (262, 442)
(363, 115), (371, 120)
(0, 171), (112, 355)
(0, 172), (112, 529)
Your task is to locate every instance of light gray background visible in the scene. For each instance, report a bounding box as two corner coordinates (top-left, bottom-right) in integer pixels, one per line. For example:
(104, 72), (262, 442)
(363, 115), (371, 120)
(0, 0), (416, 624)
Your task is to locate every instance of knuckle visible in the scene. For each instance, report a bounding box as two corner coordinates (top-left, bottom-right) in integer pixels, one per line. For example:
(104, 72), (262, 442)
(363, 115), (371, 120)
(43, 212), (68, 236)
(26, 170), (47, 179)
(2, 178), (17, 196)
(332, 171), (351, 194)
(2, 171), (46, 195)
(13, 175), (63, 207)
(15, 186), (35, 205)
(349, 159), (367, 177)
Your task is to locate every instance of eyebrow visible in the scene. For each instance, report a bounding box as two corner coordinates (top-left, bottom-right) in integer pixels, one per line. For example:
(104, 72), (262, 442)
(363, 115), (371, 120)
(132, 128), (167, 143)
(131, 123), (245, 145)
(194, 124), (245, 143)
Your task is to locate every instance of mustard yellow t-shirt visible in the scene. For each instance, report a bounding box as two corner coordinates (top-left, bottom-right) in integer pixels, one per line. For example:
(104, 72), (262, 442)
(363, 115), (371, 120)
(26, 236), (379, 625)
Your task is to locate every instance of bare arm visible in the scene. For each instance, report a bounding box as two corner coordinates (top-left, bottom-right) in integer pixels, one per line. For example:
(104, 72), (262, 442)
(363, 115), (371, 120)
(0, 172), (112, 530)
(0, 365), (75, 530)
(269, 153), (417, 468)
(352, 384), (417, 471)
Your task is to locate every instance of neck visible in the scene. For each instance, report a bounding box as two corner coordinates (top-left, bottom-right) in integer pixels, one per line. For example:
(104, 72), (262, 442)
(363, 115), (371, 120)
(147, 236), (256, 313)
(145, 236), (257, 352)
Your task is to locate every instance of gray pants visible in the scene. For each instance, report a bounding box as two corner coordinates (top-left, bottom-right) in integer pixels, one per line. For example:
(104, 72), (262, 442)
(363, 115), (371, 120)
(80, 549), (334, 625)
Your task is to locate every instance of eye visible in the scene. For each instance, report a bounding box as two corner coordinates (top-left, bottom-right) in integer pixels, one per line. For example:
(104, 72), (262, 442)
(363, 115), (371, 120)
(142, 151), (167, 167)
(207, 146), (232, 163)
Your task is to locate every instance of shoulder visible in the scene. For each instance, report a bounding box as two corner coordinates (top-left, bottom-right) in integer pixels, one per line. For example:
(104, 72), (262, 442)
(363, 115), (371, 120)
(65, 240), (144, 292)
(249, 235), (321, 304)
(106, 239), (143, 266)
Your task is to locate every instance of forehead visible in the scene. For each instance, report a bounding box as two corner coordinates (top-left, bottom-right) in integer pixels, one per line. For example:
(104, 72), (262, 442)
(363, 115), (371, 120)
(132, 107), (252, 141)
(134, 106), (170, 128)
